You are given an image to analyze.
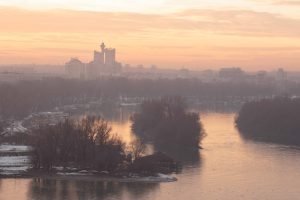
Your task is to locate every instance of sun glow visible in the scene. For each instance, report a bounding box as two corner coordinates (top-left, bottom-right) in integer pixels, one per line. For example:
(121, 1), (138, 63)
(0, 0), (299, 70)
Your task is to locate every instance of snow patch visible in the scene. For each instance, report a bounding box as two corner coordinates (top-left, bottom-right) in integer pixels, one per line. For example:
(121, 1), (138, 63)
(0, 145), (32, 153)
(0, 145), (32, 175)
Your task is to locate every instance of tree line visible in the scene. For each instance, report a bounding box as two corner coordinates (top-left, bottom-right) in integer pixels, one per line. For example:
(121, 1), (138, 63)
(236, 97), (300, 145)
(0, 77), (276, 119)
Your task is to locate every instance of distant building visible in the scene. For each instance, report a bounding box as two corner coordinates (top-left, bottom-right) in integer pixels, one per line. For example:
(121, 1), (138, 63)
(86, 61), (100, 79)
(65, 42), (122, 79)
(276, 68), (288, 95)
(65, 58), (85, 79)
(93, 42), (105, 66)
(86, 42), (121, 79)
(93, 50), (104, 65)
(104, 48), (116, 66)
(219, 67), (244, 81)
(276, 68), (287, 81)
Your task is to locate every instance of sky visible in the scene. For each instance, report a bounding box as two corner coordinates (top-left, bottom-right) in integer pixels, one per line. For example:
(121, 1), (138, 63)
(0, 0), (300, 70)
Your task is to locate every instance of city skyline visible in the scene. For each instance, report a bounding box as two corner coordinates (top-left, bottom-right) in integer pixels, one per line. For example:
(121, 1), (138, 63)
(0, 1), (300, 70)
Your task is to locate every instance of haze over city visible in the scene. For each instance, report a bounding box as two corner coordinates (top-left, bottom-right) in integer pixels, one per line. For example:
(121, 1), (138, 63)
(0, 0), (300, 70)
(2, 1), (300, 200)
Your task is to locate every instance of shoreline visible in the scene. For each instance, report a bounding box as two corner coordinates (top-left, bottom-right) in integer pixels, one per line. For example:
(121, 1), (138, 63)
(0, 172), (178, 183)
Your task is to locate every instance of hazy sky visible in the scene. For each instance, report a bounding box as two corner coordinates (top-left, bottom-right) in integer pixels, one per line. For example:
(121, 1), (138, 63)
(0, 0), (300, 70)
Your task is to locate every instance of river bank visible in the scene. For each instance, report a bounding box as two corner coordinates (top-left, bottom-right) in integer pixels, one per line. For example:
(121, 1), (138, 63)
(0, 144), (177, 183)
(0, 171), (177, 183)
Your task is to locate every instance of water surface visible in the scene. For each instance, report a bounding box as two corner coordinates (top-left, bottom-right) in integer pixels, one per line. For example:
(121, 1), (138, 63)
(1, 112), (300, 200)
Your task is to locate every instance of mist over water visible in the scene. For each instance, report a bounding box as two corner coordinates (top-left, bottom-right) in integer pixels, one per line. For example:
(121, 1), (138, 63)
(1, 111), (300, 200)
(1, 0), (300, 198)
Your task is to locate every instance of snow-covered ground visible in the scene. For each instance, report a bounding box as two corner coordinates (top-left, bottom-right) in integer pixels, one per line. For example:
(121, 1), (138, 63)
(0, 156), (30, 166)
(120, 173), (177, 183)
(0, 145), (32, 153)
(0, 145), (31, 175)
(55, 171), (177, 182)
(2, 121), (28, 136)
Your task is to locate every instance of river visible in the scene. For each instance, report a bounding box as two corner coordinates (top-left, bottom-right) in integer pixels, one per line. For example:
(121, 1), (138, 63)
(1, 112), (300, 200)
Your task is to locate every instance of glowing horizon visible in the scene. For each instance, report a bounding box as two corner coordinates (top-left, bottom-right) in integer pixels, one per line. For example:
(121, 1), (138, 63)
(0, 0), (300, 70)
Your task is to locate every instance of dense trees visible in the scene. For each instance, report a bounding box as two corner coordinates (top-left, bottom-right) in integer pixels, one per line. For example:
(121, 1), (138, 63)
(131, 97), (204, 148)
(31, 116), (126, 171)
(31, 115), (179, 174)
(0, 77), (275, 119)
(236, 97), (300, 145)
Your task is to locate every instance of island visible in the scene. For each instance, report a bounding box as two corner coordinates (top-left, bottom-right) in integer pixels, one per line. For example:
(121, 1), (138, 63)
(0, 115), (180, 182)
(131, 96), (205, 149)
(235, 97), (300, 145)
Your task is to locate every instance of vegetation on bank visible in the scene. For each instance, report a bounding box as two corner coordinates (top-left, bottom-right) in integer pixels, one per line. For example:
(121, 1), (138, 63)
(236, 97), (300, 145)
(0, 77), (275, 119)
(30, 116), (179, 175)
(131, 97), (204, 148)
(31, 116), (125, 171)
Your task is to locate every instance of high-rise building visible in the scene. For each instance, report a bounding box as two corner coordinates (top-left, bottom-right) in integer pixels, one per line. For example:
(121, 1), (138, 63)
(93, 42), (106, 65)
(65, 42), (121, 79)
(93, 50), (104, 65)
(104, 48), (116, 65)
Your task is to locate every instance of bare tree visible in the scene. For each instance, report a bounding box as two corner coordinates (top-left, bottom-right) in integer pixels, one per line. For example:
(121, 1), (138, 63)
(129, 138), (147, 160)
(31, 116), (126, 171)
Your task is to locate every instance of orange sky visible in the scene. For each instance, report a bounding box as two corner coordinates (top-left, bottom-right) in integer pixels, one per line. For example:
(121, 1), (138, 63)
(0, 1), (300, 70)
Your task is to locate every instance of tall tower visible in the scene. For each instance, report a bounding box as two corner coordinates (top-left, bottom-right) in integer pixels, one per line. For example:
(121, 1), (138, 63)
(93, 42), (105, 65)
(100, 42), (106, 53)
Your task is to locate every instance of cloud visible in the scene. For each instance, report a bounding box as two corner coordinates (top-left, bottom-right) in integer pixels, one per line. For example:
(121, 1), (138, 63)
(0, 7), (300, 37)
(0, 6), (300, 69)
(274, 1), (300, 5)
(250, 0), (300, 6)
(0, 7), (300, 38)
(209, 46), (300, 52)
(177, 9), (300, 37)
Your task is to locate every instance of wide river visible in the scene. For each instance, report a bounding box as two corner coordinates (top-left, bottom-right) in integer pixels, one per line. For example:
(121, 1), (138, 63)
(1, 112), (300, 200)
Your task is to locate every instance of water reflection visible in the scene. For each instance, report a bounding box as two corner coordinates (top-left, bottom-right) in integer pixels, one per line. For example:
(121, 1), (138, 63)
(4, 113), (300, 199)
(153, 144), (202, 167)
(100, 105), (135, 122)
(27, 178), (159, 200)
(107, 106), (203, 167)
